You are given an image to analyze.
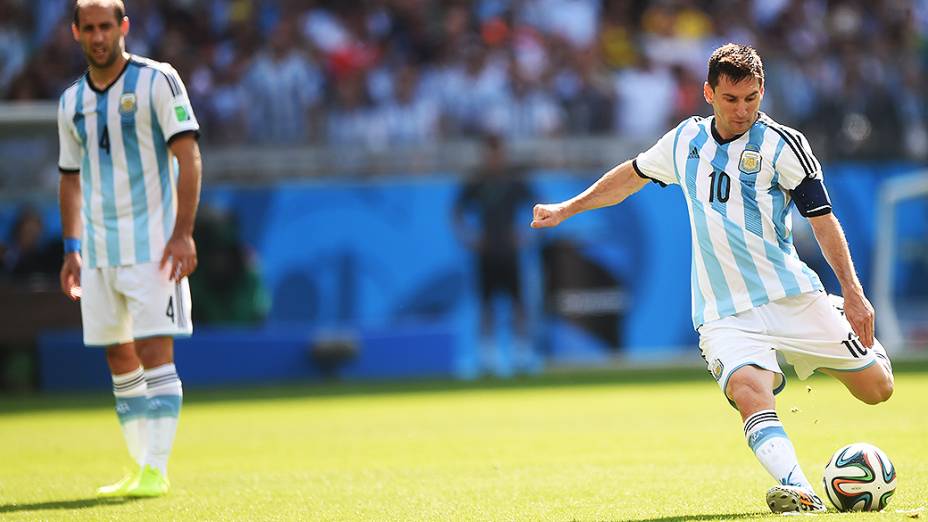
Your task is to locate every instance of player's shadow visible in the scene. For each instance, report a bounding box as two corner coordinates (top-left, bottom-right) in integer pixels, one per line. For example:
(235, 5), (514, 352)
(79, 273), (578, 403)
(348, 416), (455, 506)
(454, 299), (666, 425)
(0, 497), (140, 514)
(626, 513), (765, 522)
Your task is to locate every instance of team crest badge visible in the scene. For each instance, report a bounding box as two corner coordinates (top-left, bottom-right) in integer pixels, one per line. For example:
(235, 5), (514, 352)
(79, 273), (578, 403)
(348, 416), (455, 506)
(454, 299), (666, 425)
(739, 149), (761, 174)
(710, 359), (725, 381)
(119, 93), (137, 114)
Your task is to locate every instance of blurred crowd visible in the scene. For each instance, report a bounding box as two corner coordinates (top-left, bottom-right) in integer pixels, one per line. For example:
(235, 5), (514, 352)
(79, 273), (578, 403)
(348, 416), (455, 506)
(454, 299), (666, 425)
(1, 0), (927, 160)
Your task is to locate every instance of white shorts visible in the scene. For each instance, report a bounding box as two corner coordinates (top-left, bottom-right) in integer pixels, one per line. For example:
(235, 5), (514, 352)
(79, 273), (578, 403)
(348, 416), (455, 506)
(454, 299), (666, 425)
(80, 262), (193, 346)
(698, 291), (880, 406)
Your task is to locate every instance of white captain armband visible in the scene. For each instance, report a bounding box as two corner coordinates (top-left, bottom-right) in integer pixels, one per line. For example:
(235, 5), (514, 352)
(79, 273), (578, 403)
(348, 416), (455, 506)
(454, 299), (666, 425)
(791, 176), (832, 217)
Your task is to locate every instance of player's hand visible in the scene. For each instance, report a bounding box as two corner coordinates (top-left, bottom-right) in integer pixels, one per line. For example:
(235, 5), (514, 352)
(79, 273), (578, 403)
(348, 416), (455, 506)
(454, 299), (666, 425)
(843, 289), (875, 348)
(60, 252), (82, 301)
(161, 233), (197, 282)
(531, 203), (568, 229)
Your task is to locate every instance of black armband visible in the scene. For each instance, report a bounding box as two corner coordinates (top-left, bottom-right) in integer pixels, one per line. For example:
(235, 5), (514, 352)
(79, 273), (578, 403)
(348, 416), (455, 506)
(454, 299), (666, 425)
(791, 176), (832, 217)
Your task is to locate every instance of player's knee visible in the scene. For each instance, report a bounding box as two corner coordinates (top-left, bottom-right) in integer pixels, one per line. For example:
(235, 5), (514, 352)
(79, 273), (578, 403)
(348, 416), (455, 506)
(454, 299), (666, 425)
(858, 376), (893, 405)
(105, 344), (139, 372)
(873, 376), (894, 403)
(727, 375), (770, 409)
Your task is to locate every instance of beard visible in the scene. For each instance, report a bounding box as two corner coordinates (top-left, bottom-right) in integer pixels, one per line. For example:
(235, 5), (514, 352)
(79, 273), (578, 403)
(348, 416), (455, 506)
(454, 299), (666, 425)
(84, 42), (121, 68)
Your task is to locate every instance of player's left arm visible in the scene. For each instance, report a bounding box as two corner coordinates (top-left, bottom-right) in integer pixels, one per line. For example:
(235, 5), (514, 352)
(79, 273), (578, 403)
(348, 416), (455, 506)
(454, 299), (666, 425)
(779, 128), (875, 348)
(152, 65), (202, 281)
(807, 212), (874, 347)
(162, 133), (202, 281)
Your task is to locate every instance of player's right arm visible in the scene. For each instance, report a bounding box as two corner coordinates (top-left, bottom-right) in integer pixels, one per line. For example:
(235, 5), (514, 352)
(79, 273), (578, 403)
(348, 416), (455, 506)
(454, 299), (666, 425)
(59, 175), (82, 300)
(531, 122), (681, 229)
(57, 94), (83, 301)
(530, 160), (647, 228)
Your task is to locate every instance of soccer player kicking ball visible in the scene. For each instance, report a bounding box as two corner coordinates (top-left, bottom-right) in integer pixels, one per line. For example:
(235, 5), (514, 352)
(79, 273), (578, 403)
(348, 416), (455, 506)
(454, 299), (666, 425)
(531, 44), (894, 513)
(58, 0), (202, 498)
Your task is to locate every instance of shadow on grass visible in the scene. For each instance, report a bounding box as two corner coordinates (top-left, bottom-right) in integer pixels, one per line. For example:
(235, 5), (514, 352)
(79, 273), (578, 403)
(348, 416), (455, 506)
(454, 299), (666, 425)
(0, 497), (141, 514)
(626, 512), (766, 521)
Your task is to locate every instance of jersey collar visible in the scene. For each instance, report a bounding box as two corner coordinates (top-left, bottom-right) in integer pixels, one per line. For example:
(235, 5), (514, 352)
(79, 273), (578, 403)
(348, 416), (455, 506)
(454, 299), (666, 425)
(710, 115), (758, 145)
(84, 56), (132, 94)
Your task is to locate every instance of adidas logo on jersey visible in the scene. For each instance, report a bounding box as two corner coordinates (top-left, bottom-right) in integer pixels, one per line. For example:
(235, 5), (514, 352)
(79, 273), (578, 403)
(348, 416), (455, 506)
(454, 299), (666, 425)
(688, 146), (700, 159)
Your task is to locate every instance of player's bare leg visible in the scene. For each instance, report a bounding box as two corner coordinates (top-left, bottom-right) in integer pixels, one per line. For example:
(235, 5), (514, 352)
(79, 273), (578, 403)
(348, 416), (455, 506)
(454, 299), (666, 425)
(136, 337), (174, 368)
(819, 363), (893, 405)
(127, 337), (182, 497)
(106, 342), (142, 375)
(727, 365), (825, 513)
(727, 365), (776, 421)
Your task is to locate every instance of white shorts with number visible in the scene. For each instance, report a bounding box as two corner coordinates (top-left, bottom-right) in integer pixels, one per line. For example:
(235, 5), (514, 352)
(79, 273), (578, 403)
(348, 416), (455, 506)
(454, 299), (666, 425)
(698, 291), (880, 406)
(80, 262), (193, 346)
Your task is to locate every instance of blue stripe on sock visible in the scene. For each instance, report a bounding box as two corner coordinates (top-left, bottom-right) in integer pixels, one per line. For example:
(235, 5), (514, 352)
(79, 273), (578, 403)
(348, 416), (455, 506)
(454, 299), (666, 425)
(147, 394), (182, 419)
(116, 396), (148, 423)
(747, 425), (787, 452)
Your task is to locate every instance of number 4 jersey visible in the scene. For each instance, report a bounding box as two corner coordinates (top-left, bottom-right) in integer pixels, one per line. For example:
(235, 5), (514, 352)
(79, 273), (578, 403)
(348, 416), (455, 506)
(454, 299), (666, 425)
(57, 55), (200, 270)
(633, 113), (827, 329)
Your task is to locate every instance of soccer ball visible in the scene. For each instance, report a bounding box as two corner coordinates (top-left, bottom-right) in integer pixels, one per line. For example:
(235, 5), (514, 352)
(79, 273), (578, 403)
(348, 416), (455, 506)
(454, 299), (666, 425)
(822, 442), (896, 511)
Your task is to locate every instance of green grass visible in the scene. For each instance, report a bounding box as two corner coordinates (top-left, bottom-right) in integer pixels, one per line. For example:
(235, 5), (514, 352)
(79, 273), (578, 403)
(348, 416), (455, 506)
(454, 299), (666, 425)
(0, 368), (926, 521)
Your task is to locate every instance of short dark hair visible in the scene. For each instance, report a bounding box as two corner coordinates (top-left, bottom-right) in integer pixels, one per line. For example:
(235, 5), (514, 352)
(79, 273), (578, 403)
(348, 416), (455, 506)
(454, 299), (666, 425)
(707, 43), (764, 89)
(73, 0), (126, 27)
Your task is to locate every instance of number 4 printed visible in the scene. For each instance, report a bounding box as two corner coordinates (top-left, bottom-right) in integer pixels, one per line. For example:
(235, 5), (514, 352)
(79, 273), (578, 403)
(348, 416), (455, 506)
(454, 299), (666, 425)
(166, 295), (175, 323)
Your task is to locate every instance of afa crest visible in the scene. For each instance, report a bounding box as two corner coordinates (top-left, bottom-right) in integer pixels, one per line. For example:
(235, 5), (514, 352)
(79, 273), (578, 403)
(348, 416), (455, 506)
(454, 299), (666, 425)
(119, 93), (137, 114)
(710, 359), (725, 381)
(739, 149), (762, 174)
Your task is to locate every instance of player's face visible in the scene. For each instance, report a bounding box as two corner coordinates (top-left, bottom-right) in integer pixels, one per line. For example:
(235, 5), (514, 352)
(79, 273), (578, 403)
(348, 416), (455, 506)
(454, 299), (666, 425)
(704, 75), (764, 139)
(72, 5), (129, 69)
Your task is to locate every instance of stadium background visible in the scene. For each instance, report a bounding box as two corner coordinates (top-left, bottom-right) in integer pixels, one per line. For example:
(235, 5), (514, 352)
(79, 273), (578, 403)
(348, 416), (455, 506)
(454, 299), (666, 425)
(1, 2), (928, 521)
(0, 0), (926, 389)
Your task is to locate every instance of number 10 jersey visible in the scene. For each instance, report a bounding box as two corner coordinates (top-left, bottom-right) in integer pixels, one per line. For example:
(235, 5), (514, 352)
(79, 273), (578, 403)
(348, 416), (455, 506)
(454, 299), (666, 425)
(633, 113), (825, 329)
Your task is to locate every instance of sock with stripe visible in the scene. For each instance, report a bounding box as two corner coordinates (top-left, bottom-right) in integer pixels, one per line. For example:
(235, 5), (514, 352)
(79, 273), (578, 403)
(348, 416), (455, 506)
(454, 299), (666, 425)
(743, 409), (813, 491)
(112, 366), (148, 467)
(143, 363), (183, 477)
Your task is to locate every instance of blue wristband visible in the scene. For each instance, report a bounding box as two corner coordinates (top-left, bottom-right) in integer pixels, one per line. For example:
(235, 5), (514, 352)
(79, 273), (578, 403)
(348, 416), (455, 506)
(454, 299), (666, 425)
(63, 237), (81, 254)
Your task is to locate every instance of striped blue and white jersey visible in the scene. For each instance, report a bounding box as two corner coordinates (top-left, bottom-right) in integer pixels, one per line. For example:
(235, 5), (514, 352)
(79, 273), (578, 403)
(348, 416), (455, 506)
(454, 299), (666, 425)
(634, 112), (825, 329)
(57, 55), (199, 269)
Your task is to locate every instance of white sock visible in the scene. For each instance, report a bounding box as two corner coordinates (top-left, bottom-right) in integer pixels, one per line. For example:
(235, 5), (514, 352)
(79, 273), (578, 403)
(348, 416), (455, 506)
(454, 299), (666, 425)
(743, 409), (813, 491)
(143, 363), (183, 476)
(112, 367), (147, 467)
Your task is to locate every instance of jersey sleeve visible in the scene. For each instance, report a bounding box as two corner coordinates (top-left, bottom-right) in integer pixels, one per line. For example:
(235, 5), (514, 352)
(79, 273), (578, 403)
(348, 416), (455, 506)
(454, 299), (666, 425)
(633, 125), (681, 187)
(774, 128), (822, 190)
(151, 66), (200, 144)
(57, 95), (81, 173)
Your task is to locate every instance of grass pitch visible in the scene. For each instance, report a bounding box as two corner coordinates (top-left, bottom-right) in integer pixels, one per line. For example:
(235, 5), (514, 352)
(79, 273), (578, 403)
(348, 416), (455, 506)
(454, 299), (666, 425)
(0, 366), (925, 521)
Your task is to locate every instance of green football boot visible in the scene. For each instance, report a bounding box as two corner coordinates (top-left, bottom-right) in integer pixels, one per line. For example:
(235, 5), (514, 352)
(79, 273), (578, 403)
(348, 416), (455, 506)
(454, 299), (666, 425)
(126, 465), (170, 497)
(95, 468), (138, 498)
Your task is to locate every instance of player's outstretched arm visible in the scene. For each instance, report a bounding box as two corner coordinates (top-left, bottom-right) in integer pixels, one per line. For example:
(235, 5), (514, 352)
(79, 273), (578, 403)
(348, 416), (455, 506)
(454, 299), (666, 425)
(530, 160), (648, 229)
(161, 134), (202, 282)
(808, 213), (875, 347)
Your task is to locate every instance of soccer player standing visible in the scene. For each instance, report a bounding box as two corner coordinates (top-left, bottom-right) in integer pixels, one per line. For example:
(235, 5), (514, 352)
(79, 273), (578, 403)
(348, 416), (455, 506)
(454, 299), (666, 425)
(531, 44), (894, 513)
(57, 0), (201, 497)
